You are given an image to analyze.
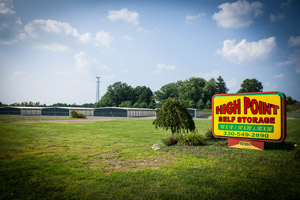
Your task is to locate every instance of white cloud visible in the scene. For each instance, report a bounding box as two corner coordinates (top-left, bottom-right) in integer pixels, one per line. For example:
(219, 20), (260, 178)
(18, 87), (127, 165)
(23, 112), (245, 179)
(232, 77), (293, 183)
(154, 64), (176, 74)
(24, 19), (79, 38)
(23, 19), (112, 48)
(122, 35), (134, 40)
(198, 70), (221, 80)
(74, 51), (89, 73)
(217, 37), (276, 64)
(227, 79), (237, 88)
(270, 13), (285, 22)
(136, 27), (150, 33)
(33, 43), (68, 52)
(74, 51), (107, 73)
(0, 0), (23, 44)
(0, 0), (15, 15)
(79, 32), (92, 44)
(274, 73), (284, 78)
(288, 36), (300, 47)
(185, 13), (205, 22)
(278, 50), (300, 74)
(95, 31), (112, 47)
(276, 60), (292, 67)
(280, 0), (292, 8)
(212, 0), (263, 28)
(107, 8), (139, 25)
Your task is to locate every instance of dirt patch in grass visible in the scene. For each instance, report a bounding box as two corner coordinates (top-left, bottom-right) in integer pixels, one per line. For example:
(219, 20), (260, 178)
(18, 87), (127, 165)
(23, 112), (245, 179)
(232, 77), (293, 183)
(6, 118), (122, 124)
(76, 150), (176, 173)
(161, 146), (228, 157)
(101, 156), (176, 173)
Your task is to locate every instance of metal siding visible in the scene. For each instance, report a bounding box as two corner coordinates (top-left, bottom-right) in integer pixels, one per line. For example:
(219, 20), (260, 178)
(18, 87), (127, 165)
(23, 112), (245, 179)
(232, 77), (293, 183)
(94, 108), (127, 117)
(188, 109), (195, 118)
(0, 107), (21, 115)
(127, 109), (155, 117)
(41, 108), (69, 116)
(195, 110), (202, 118)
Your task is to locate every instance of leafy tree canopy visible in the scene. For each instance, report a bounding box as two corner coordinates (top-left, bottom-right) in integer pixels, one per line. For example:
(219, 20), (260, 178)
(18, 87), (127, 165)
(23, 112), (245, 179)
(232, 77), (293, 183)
(286, 96), (297, 105)
(154, 82), (181, 102)
(216, 76), (228, 94)
(95, 82), (155, 108)
(154, 76), (224, 109)
(238, 78), (263, 93)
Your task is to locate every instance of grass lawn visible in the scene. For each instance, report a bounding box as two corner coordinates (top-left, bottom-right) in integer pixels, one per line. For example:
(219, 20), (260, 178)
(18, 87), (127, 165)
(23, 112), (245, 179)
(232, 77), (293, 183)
(0, 117), (300, 199)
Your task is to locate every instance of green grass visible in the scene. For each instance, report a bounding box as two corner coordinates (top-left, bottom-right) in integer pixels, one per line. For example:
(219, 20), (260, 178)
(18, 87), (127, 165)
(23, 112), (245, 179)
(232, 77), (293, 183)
(0, 116), (80, 123)
(0, 118), (300, 199)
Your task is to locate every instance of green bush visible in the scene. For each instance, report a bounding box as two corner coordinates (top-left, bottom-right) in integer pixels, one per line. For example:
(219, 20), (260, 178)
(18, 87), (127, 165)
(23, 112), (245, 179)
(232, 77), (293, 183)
(162, 135), (178, 146)
(177, 132), (205, 146)
(295, 149), (300, 160)
(205, 129), (225, 140)
(153, 98), (195, 135)
(205, 129), (215, 139)
(287, 102), (300, 112)
(70, 110), (86, 119)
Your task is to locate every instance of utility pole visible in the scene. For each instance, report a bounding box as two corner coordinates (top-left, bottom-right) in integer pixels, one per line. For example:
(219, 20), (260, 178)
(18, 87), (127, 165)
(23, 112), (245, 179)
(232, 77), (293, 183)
(96, 76), (100, 102)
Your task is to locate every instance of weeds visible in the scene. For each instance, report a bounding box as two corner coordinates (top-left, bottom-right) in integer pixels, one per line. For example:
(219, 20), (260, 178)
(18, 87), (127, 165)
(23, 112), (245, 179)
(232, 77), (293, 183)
(70, 110), (86, 118)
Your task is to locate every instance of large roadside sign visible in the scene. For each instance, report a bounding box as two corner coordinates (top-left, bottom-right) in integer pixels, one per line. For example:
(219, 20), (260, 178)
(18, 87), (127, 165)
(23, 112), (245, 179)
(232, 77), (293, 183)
(212, 92), (286, 150)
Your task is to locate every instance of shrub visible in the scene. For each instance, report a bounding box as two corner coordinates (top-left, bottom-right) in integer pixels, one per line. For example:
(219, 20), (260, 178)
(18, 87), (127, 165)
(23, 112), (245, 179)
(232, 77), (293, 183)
(205, 129), (215, 140)
(162, 135), (178, 146)
(71, 110), (86, 118)
(153, 98), (195, 135)
(177, 132), (205, 146)
(205, 129), (225, 141)
(295, 149), (300, 160)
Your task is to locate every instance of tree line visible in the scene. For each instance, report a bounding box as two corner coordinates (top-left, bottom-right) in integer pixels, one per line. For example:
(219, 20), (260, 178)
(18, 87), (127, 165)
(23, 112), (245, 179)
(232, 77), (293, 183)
(0, 102), (94, 108)
(1, 77), (298, 109)
(95, 77), (271, 109)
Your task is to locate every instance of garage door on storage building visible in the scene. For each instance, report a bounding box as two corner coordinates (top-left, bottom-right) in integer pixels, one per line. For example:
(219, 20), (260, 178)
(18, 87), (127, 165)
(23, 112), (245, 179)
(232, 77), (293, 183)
(94, 107), (128, 117)
(41, 107), (69, 116)
(0, 107), (21, 115)
(20, 107), (42, 116)
(127, 108), (155, 117)
(187, 108), (202, 118)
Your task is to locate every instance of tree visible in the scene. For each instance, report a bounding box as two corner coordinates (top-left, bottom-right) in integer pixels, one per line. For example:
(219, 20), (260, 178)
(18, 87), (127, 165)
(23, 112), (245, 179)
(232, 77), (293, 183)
(216, 76), (228, 94)
(179, 77), (206, 108)
(196, 99), (204, 109)
(82, 103), (94, 108)
(134, 86), (155, 107)
(286, 96), (297, 105)
(205, 100), (211, 109)
(0, 102), (8, 107)
(203, 78), (217, 103)
(95, 82), (135, 107)
(238, 78), (263, 93)
(119, 101), (132, 107)
(154, 82), (181, 102)
(153, 98), (195, 135)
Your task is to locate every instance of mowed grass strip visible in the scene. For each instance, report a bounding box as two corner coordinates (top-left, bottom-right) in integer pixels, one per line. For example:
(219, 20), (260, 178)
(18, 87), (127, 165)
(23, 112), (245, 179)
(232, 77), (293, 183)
(0, 118), (300, 199)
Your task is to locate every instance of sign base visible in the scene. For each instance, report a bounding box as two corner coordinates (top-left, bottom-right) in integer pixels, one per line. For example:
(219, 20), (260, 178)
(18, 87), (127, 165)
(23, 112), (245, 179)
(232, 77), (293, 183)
(228, 138), (265, 150)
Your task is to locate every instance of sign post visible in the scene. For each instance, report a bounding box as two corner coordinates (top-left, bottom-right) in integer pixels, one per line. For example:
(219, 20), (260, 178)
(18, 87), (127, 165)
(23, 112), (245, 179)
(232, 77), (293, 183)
(212, 92), (286, 150)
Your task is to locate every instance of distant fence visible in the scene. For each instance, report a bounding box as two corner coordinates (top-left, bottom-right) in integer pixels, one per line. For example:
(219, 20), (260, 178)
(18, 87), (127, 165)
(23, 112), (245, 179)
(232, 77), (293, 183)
(287, 112), (300, 118)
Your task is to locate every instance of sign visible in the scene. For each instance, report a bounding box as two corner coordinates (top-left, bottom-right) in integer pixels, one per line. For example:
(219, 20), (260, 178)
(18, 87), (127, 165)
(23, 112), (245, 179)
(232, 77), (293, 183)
(212, 92), (286, 149)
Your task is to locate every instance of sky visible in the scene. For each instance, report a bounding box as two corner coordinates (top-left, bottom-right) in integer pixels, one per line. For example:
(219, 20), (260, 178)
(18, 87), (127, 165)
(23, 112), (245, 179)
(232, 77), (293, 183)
(0, 0), (300, 105)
